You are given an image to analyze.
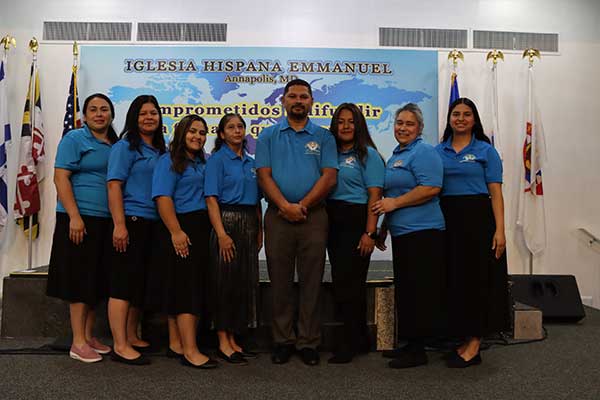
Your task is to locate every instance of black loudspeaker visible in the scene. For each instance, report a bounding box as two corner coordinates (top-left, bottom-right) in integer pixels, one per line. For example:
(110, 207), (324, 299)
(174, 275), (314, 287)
(509, 275), (586, 322)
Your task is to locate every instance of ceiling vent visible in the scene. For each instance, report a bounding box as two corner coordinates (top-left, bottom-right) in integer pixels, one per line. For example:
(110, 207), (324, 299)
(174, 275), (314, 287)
(43, 21), (132, 41)
(137, 23), (227, 42)
(379, 27), (468, 48)
(473, 30), (558, 52)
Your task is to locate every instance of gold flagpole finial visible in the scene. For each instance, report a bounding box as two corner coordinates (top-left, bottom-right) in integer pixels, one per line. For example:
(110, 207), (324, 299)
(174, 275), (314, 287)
(1, 35), (17, 51)
(522, 48), (541, 67)
(73, 41), (79, 56)
(28, 37), (39, 54)
(447, 49), (464, 68)
(486, 50), (504, 65)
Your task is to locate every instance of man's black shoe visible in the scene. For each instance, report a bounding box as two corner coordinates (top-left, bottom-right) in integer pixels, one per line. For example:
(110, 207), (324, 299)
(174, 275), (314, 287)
(271, 344), (294, 364)
(299, 347), (320, 366)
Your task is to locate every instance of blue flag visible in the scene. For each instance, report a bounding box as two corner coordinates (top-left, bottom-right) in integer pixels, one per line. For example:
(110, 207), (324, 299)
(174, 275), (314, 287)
(0, 58), (12, 236)
(449, 72), (460, 105)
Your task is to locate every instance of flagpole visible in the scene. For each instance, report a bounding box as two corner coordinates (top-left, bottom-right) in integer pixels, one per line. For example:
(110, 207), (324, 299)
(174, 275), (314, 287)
(26, 38), (38, 271)
(72, 41), (78, 129)
(522, 48), (541, 275)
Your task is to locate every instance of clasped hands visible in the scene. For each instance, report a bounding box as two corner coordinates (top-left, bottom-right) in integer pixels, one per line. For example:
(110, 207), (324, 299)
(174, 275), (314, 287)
(278, 202), (308, 222)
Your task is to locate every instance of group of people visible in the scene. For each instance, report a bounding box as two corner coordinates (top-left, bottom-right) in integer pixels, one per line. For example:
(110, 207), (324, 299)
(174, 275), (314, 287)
(46, 78), (509, 371)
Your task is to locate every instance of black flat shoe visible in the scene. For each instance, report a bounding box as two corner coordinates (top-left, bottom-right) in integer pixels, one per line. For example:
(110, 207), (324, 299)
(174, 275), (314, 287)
(132, 344), (155, 354)
(110, 351), (151, 366)
(166, 348), (183, 359)
(238, 349), (259, 359)
(446, 352), (482, 368)
(328, 352), (354, 364)
(271, 344), (294, 364)
(217, 349), (248, 365)
(181, 356), (219, 369)
(382, 348), (403, 359)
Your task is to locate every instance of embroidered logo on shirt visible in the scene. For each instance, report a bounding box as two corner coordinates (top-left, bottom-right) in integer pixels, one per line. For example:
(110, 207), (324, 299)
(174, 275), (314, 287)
(392, 159), (404, 168)
(342, 156), (357, 168)
(250, 167), (257, 178)
(305, 141), (321, 155)
(460, 154), (477, 163)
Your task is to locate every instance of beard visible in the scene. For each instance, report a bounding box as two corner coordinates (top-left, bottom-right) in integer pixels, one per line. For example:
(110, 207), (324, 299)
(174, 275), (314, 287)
(287, 104), (310, 120)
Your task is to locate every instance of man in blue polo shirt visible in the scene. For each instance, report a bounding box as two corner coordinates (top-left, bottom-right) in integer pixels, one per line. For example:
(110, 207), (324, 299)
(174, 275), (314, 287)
(255, 79), (338, 366)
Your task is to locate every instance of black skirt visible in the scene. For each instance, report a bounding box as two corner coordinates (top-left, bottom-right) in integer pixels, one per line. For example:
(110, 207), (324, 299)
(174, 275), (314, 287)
(326, 200), (370, 302)
(441, 195), (510, 337)
(208, 204), (259, 333)
(392, 229), (446, 339)
(109, 216), (160, 308)
(46, 212), (112, 306)
(147, 210), (210, 316)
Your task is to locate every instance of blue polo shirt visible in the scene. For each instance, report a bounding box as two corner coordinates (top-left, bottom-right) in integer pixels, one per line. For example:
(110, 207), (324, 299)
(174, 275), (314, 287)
(152, 153), (206, 213)
(255, 118), (338, 203)
(107, 138), (161, 220)
(384, 137), (445, 236)
(329, 146), (385, 204)
(55, 125), (112, 217)
(436, 135), (503, 196)
(204, 145), (259, 206)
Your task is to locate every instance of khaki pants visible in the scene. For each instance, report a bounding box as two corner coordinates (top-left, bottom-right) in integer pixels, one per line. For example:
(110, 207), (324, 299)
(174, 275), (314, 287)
(264, 205), (328, 349)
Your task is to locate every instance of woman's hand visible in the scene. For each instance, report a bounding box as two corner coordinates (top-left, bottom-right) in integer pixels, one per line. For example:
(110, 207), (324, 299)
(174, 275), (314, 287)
(218, 233), (236, 263)
(375, 228), (388, 251)
(69, 215), (86, 245)
(371, 198), (398, 216)
(112, 223), (129, 253)
(357, 234), (375, 257)
(492, 229), (506, 259)
(171, 230), (191, 258)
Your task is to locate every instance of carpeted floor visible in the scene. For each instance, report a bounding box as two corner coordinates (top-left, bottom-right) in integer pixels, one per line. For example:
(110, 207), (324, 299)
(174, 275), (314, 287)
(0, 307), (599, 400)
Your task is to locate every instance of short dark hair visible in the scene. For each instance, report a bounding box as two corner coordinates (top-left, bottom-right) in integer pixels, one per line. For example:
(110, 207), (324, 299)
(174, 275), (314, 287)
(442, 97), (490, 144)
(283, 78), (312, 97)
(120, 94), (166, 154)
(82, 93), (118, 144)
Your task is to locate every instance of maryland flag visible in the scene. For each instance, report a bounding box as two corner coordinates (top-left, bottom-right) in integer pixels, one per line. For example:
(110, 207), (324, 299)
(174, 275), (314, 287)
(14, 62), (45, 239)
(517, 67), (547, 255)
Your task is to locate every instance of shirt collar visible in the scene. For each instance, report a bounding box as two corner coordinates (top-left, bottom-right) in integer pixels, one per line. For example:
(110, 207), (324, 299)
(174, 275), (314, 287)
(280, 118), (316, 135)
(221, 144), (247, 160)
(441, 134), (476, 154)
(83, 124), (111, 146)
(393, 136), (422, 154)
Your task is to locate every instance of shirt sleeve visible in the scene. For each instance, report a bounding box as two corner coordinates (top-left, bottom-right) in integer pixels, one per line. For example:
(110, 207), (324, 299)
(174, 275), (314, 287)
(320, 130), (339, 169)
(485, 146), (503, 183)
(254, 128), (271, 169)
(54, 134), (82, 171)
(363, 147), (385, 188)
(107, 140), (134, 182)
(411, 144), (443, 187)
(151, 154), (177, 199)
(204, 154), (224, 199)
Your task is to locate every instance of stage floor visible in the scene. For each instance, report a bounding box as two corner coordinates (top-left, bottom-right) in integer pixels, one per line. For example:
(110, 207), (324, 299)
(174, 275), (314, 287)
(0, 307), (598, 399)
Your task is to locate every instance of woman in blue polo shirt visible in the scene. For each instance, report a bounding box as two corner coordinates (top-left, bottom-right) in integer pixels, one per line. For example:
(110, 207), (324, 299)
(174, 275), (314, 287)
(326, 103), (384, 364)
(205, 113), (262, 366)
(372, 103), (445, 369)
(47, 93), (118, 363)
(106, 94), (166, 365)
(151, 114), (218, 369)
(436, 98), (508, 368)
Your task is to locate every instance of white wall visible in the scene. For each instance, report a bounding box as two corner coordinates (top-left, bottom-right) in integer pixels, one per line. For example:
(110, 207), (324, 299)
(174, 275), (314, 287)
(1, 0), (599, 307)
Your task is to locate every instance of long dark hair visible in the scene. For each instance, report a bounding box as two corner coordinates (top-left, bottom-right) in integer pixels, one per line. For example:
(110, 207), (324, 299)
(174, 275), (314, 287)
(82, 93), (118, 144)
(329, 103), (380, 165)
(170, 114), (208, 174)
(212, 113), (247, 154)
(442, 97), (490, 144)
(120, 95), (166, 153)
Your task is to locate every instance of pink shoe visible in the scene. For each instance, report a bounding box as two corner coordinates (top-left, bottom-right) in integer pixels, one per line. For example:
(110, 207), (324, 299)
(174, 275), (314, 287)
(70, 343), (102, 363)
(87, 337), (112, 354)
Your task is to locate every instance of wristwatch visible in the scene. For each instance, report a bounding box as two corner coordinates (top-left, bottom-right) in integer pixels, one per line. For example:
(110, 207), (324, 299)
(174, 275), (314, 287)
(365, 231), (378, 239)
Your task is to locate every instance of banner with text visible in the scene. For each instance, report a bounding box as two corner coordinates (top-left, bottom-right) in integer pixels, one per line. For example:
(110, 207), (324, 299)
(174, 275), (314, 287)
(80, 46), (438, 158)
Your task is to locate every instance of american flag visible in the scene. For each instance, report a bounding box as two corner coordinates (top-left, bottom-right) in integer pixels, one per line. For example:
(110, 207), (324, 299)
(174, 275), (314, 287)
(62, 68), (81, 136)
(14, 62), (45, 239)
